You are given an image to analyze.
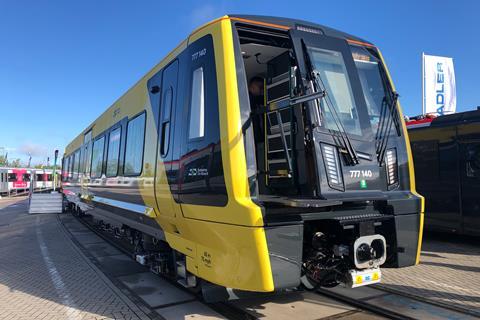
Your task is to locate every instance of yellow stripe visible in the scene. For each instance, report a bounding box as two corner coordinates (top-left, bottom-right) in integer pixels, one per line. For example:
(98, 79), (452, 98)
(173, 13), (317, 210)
(376, 49), (425, 264)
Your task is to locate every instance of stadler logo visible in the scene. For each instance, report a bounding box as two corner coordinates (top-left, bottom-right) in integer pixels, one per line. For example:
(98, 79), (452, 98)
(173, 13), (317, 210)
(423, 54), (456, 116)
(436, 62), (445, 115)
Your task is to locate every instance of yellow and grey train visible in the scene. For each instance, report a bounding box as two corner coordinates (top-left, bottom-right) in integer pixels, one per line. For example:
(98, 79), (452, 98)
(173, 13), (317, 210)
(62, 15), (424, 299)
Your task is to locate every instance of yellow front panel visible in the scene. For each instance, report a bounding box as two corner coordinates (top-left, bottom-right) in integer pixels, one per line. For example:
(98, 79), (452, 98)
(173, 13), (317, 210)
(178, 218), (274, 292)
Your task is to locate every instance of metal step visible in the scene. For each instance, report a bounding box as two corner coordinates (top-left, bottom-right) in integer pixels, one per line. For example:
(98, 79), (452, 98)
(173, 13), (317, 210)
(29, 192), (63, 214)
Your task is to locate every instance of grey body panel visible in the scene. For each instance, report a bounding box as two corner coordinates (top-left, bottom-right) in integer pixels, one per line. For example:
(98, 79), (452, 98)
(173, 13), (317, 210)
(265, 224), (304, 289)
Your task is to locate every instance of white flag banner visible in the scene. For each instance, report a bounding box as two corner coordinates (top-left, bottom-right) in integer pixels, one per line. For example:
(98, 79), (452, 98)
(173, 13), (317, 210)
(423, 54), (456, 115)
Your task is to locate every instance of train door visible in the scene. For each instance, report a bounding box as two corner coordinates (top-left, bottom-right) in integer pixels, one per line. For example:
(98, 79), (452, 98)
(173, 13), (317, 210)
(459, 141), (480, 235)
(150, 60), (181, 218)
(177, 35), (227, 211)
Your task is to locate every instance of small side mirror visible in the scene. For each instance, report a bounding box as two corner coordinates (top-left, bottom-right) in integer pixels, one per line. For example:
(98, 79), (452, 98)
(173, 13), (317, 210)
(150, 85), (160, 94)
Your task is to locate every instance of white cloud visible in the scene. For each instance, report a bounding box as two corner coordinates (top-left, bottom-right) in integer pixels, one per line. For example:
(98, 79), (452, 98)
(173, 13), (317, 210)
(18, 142), (49, 158)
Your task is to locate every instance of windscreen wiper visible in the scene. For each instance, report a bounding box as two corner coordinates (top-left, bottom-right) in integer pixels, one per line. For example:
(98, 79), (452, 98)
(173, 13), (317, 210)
(310, 70), (360, 165)
(376, 71), (401, 165)
(298, 41), (359, 165)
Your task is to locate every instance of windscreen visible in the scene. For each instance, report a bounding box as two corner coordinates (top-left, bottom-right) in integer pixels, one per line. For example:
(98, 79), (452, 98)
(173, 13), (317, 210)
(308, 47), (362, 136)
(351, 45), (390, 135)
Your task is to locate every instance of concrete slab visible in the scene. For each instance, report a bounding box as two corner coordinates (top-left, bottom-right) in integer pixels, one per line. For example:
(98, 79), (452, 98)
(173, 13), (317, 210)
(230, 291), (355, 320)
(63, 221), (90, 229)
(381, 235), (480, 315)
(366, 294), (478, 320)
(118, 272), (194, 308)
(82, 242), (123, 258)
(326, 285), (386, 300)
(156, 301), (226, 320)
(70, 229), (95, 236)
(96, 254), (148, 277)
(334, 311), (386, 320)
(73, 233), (105, 245)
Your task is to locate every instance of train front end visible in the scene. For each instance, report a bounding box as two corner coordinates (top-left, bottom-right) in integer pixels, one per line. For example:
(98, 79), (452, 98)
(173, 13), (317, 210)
(231, 16), (424, 291)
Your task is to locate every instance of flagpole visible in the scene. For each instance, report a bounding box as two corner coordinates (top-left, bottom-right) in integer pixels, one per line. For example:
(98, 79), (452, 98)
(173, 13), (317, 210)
(422, 52), (425, 115)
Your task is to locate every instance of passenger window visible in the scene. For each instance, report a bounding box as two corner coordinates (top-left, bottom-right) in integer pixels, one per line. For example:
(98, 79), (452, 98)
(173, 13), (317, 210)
(124, 113), (146, 175)
(84, 130), (92, 175)
(90, 136), (105, 178)
(70, 153), (76, 179)
(66, 156), (71, 181)
(68, 154), (75, 180)
(466, 144), (480, 178)
(189, 67), (205, 139)
(76, 149), (81, 179)
(106, 127), (121, 177)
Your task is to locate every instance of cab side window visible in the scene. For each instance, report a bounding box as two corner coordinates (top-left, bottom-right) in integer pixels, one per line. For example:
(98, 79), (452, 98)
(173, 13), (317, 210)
(189, 67), (205, 139)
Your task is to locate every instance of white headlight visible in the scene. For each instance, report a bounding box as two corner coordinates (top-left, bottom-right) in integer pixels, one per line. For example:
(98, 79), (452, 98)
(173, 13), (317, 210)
(385, 148), (398, 187)
(322, 144), (343, 190)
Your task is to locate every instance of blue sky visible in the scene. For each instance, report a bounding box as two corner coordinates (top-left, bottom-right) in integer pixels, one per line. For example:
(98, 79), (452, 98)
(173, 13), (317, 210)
(0, 1), (478, 164)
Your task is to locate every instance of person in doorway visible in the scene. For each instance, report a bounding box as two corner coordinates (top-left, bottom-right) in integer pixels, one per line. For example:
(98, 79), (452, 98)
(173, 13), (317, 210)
(248, 76), (265, 143)
(248, 76), (266, 191)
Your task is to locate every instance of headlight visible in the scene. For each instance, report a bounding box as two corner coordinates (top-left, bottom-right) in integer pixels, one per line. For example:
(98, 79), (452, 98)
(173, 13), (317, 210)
(322, 144), (344, 190)
(385, 148), (398, 188)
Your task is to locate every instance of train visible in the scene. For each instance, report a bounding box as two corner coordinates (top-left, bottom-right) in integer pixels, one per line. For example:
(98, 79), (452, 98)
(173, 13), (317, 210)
(0, 167), (31, 195)
(61, 15), (424, 300)
(407, 109), (480, 236)
(32, 168), (61, 191)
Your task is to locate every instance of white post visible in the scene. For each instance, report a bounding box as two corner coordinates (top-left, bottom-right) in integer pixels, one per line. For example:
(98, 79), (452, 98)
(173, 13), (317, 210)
(422, 52), (425, 115)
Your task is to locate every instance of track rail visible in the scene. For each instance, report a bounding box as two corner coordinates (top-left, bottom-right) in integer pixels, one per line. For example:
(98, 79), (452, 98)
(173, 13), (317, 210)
(316, 288), (413, 320)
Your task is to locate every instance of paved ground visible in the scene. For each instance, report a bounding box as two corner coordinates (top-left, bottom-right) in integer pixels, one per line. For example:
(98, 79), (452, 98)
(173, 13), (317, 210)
(380, 232), (480, 316)
(0, 198), (149, 320)
(1, 196), (479, 319)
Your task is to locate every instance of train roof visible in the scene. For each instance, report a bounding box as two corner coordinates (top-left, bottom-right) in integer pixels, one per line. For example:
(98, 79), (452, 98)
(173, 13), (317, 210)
(64, 15), (376, 154)
(229, 14), (373, 46)
(407, 109), (480, 130)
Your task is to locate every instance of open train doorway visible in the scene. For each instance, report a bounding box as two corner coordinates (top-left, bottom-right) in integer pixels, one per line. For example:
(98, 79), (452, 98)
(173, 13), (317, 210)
(236, 25), (312, 198)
